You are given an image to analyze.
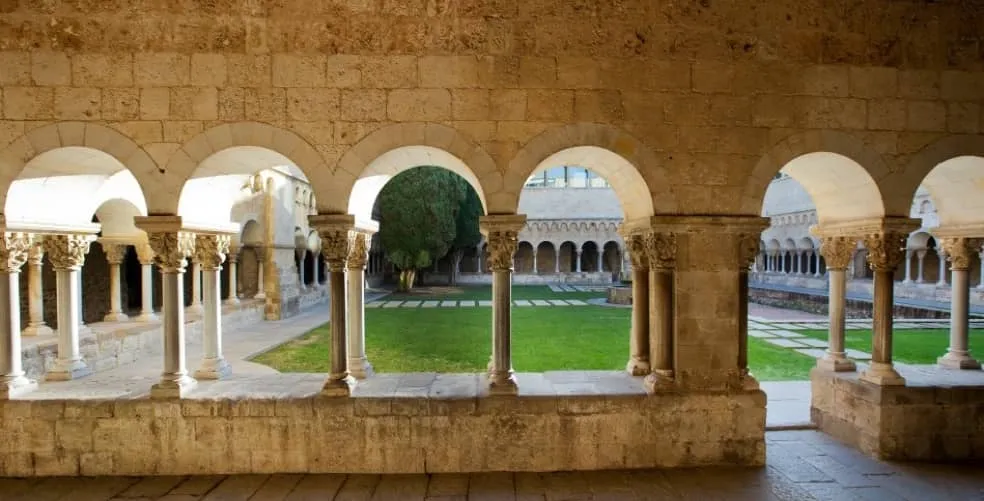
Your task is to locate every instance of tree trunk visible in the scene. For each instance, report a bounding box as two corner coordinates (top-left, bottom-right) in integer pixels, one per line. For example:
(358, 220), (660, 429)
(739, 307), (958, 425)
(450, 250), (463, 286)
(398, 269), (417, 292)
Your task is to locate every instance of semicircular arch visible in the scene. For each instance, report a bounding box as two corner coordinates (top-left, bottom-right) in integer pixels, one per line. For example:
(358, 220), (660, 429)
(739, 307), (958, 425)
(897, 135), (984, 226)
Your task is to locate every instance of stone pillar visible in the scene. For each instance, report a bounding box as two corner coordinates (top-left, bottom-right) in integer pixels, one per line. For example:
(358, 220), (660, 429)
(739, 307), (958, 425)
(902, 250), (913, 284)
(979, 248), (984, 290)
(575, 249), (582, 272)
(554, 247), (560, 273)
(346, 230), (374, 379)
(22, 239), (52, 336)
(255, 247), (266, 299)
(313, 214), (356, 396)
(43, 234), (94, 381)
(736, 234), (760, 389)
(937, 250), (947, 287)
(596, 248), (602, 272)
(102, 243), (128, 322)
(916, 250), (926, 283)
(134, 244), (158, 322)
(532, 249), (538, 275)
(624, 233), (649, 376)
(938, 237), (980, 369)
(194, 234), (232, 379)
(644, 231), (677, 392)
(188, 262), (202, 314)
(792, 251), (799, 274)
(482, 215), (525, 395)
(297, 252), (306, 291)
(859, 231), (908, 386)
(0, 233), (37, 398)
(814, 251), (821, 277)
(225, 246), (240, 305)
(816, 236), (856, 372)
(476, 246), (483, 273)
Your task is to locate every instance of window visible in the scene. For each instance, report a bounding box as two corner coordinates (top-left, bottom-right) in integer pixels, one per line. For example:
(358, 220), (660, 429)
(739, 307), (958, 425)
(523, 166), (611, 189)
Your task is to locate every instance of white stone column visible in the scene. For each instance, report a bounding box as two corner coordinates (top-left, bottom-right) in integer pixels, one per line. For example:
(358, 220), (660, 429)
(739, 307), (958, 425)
(624, 234), (649, 376)
(44, 234), (94, 381)
(22, 239), (52, 336)
(194, 234), (232, 379)
(482, 215), (524, 395)
(134, 243), (158, 322)
(938, 238), (980, 369)
(554, 247), (560, 273)
(902, 249), (913, 284)
(476, 246), (483, 273)
(575, 249), (582, 272)
(313, 215), (356, 396)
(0, 233), (37, 398)
(297, 252), (306, 291)
(76, 270), (90, 335)
(188, 262), (203, 314)
(346, 230), (373, 379)
(225, 246), (240, 305)
(254, 247), (266, 299)
(138, 224), (197, 398)
(817, 236), (856, 372)
(532, 248), (538, 275)
(859, 231), (908, 386)
(937, 250), (948, 287)
(102, 244), (128, 322)
(916, 250), (926, 283)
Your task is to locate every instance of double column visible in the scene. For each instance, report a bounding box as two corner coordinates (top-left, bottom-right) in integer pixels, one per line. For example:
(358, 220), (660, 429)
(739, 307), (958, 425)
(624, 232), (650, 376)
(346, 227), (375, 379)
(44, 234), (95, 381)
(859, 229), (910, 386)
(312, 214), (357, 396)
(134, 243), (158, 322)
(22, 238), (52, 336)
(0, 233), (37, 398)
(816, 236), (857, 372)
(644, 230), (677, 392)
(194, 234), (232, 379)
(937, 237), (980, 369)
(225, 246), (240, 305)
(481, 214), (525, 395)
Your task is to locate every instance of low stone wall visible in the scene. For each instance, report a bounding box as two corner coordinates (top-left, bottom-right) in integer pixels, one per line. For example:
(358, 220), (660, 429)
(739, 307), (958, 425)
(749, 287), (951, 319)
(811, 369), (984, 461)
(0, 389), (766, 476)
(450, 272), (614, 286)
(607, 286), (632, 305)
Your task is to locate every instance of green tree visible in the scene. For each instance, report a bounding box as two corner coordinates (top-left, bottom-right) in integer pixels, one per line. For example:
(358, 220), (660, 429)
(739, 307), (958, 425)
(377, 166), (469, 291)
(448, 179), (483, 285)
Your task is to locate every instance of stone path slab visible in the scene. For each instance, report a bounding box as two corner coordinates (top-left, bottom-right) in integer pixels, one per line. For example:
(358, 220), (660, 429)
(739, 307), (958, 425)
(748, 330), (776, 338)
(402, 301), (422, 308)
(794, 348), (827, 358)
(845, 349), (872, 360)
(382, 301), (404, 308)
(477, 300), (493, 307)
(514, 300), (532, 306)
(798, 338), (830, 348)
(531, 300), (551, 306)
(440, 301), (458, 307)
(765, 338), (808, 348)
(771, 329), (806, 339)
(566, 299), (588, 305)
(421, 301), (440, 308)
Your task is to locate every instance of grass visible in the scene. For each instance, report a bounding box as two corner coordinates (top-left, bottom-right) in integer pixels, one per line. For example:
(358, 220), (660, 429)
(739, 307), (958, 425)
(380, 285), (608, 302)
(799, 328), (984, 364)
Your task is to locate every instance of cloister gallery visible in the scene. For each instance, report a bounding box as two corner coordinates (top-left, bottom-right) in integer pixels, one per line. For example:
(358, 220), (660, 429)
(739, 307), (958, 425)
(0, 0), (983, 478)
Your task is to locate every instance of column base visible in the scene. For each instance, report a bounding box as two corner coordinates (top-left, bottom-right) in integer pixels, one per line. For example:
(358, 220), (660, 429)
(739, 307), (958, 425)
(133, 312), (159, 323)
(22, 323), (53, 336)
(488, 372), (518, 395)
(0, 375), (38, 399)
(625, 357), (650, 377)
(102, 312), (129, 323)
(186, 305), (204, 316)
(224, 297), (240, 306)
(194, 358), (232, 380)
(254, 293), (266, 300)
(321, 375), (355, 397)
(150, 375), (198, 398)
(937, 352), (982, 370)
(348, 358), (375, 380)
(46, 359), (92, 381)
(78, 324), (92, 337)
(859, 362), (906, 386)
(739, 372), (760, 391)
(643, 370), (675, 393)
(816, 355), (857, 372)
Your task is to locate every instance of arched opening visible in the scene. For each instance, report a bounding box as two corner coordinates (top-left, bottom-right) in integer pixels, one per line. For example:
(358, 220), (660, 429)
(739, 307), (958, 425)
(559, 241), (577, 272)
(602, 241), (621, 275)
(535, 242), (556, 274)
(238, 220), (264, 299)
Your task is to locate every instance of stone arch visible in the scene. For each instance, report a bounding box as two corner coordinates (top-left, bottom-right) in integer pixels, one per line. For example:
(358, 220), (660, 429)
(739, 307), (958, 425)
(742, 130), (889, 224)
(503, 123), (675, 220)
(165, 122), (329, 216)
(330, 123), (496, 218)
(898, 135), (984, 226)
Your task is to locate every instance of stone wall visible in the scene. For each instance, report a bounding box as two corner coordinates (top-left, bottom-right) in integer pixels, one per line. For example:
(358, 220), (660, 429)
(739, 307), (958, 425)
(447, 272), (615, 286)
(0, 389), (765, 476)
(811, 370), (984, 461)
(749, 286), (953, 319)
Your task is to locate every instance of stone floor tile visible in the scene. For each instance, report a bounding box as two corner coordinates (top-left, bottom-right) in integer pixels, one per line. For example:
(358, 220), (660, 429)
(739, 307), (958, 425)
(849, 486), (910, 501)
(764, 338), (808, 348)
(440, 301), (458, 307)
(798, 338), (829, 348)
(0, 478), (43, 500)
(547, 300), (569, 306)
(334, 475), (380, 501)
(157, 496), (200, 501)
(63, 477), (142, 501)
(844, 349), (872, 360)
(770, 330), (806, 339)
(12, 478), (88, 501)
(477, 300), (493, 307)
(513, 300), (533, 306)
(118, 476), (186, 498)
(531, 300), (551, 306)
(369, 474), (428, 501)
(425, 496), (467, 501)
(766, 448), (833, 483)
(467, 472), (515, 500)
(565, 299), (587, 305)
(800, 455), (880, 488)
(749, 330), (777, 338)
(202, 475), (270, 500)
(168, 476), (225, 496)
(513, 472), (546, 495)
(401, 301), (422, 308)
(421, 301), (440, 308)
(283, 474), (345, 500)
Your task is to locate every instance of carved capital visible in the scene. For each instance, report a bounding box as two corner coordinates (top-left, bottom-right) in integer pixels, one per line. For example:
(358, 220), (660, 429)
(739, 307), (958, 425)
(319, 230), (349, 272)
(939, 237), (980, 271)
(346, 231), (371, 270)
(103, 243), (127, 265)
(147, 232), (196, 273)
(194, 234), (230, 271)
(626, 233), (648, 271)
(486, 230), (519, 272)
(863, 231), (907, 272)
(0, 233), (32, 273)
(135, 242), (155, 265)
(819, 236), (857, 270)
(644, 231), (676, 270)
(737, 233), (759, 270)
(43, 234), (93, 271)
(27, 237), (44, 266)
(226, 245), (239, 264)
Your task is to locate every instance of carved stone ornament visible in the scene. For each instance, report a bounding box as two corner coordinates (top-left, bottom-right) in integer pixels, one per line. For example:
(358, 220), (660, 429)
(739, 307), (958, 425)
(147, 232), (196, 273)
(27, 236), (44, 266)
(863, 231), (907, 272)
(103, 243), (127, 265)
(939, 237), (979, 271)
(737, 233), (760, 269)
(43, 234), (92, 271)
(486, 230), (519, 272)
(819, 236), (856, 270)
(626, 233), (648, 271)
(0, 233), (32, 273)
(644, 231), (676, 270)
(346, 231), (371, 270)
(319, 230), (350, 271)
(226, 245), (240, 263)
(194, 234), (231, 270)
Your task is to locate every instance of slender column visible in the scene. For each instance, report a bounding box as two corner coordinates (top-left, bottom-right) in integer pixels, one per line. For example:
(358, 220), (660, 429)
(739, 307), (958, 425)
(816, 236), (857, 372)
(346, 230), (374, 379)
(532, 249), (538, 275)
(937, 250), (947, 287)
(938, 238), (980, 369)
(644, 231), (677, 392)
(575, 249), (582, 272)
(77, 270), (89, 335)
(297, 252), (306, 291)
(188, 262), (202, 314)
(792, 251), (799, 274)
(225, 246), (240, 305)
(554, 247), (560, 273)
(814, 251), (821, 277)
(476, 246), (483, 273)
(102, 244), (128, 322)
(134, 243), (158, 322)
(859, 231), (908, 386)
(596, 248), (602, 272)
(22, 239), (52, 336)
(0, 233), (37, 398)
(916, 250), (926, 283)
(194, 234), (232, 379)
(978, 248), (984, 290)
(902, 250), (913, 284)
(313, 215), (356, 396)
(255, 247), (266, 299)
(482, 215), (524, 395)
(624, 234), (649, 376)
(44, 234), (94, 381)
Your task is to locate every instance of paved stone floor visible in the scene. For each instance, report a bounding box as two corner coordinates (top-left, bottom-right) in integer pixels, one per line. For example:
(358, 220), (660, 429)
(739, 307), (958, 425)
(2, 431), (981, 500)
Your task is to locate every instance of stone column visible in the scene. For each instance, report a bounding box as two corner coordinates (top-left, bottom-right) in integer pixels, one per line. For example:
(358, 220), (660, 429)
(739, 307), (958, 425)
(532, 249), (538, 275)
(476, 246), (483, 273)
(814, 251), (821, 277)
(141, 226), (197, 398)
(916, 250), (926, 283)
(0, 233), (37, 398)
(978, 248), (984, 290)
(102, 244), (128, 322)
(736, 234), (760, 389)
(938, 237), (980, 369)
(817, 236), (856, 372)
(43, 234), (94, 381)
(346, 230), (374, 379)
(225, 246), (240, 305)
(596, 248), (603, 272)
(902, 250), (913, 284)
(297, 252), (306, 291)
(575, 249), (582, 272)
(937, 250), (947, 287)
(134, 244), (158, 322)
(792, 251), (799, 274)
(22, 239), (52, 336)
(624, 233), (649, 376)
(859, 231), (908, 386)
(313, 215), (356, 396)
(482, 215), (525, 395)
(194, 234), (232, 379)
(644, 231), (677, 392)
(554, 247), (560, 273)
(255, 247), (266, 299)
(188, 262), (203, 314)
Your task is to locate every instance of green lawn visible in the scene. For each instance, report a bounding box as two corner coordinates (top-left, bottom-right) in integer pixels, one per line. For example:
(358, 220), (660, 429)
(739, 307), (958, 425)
(799, 328), (984, 364)
(380, 285), (607, 302)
